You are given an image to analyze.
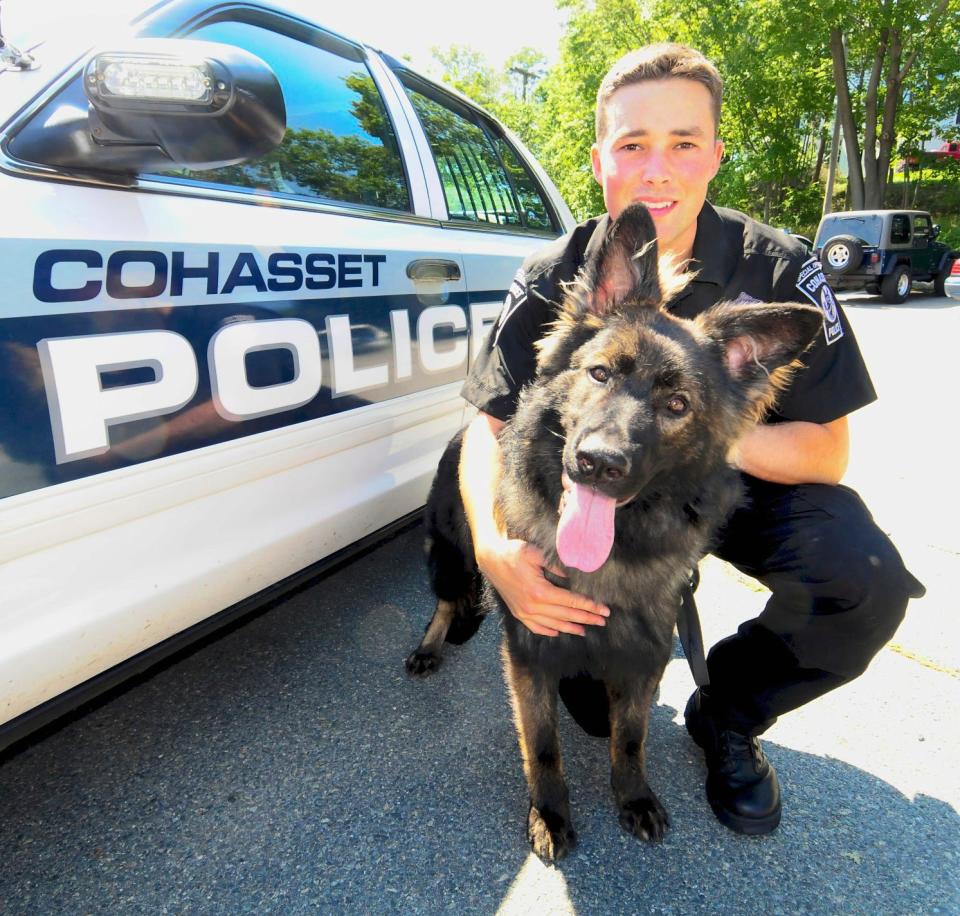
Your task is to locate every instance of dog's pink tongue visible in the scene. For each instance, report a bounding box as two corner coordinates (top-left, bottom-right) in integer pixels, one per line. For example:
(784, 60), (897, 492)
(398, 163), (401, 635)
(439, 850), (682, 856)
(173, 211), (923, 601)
(556, 482), (617, 572)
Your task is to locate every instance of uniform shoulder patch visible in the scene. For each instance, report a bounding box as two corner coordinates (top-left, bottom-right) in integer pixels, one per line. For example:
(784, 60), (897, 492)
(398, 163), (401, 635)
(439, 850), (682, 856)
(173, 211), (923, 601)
(795, 257), (843, 345)
(493, 267), (528, 346)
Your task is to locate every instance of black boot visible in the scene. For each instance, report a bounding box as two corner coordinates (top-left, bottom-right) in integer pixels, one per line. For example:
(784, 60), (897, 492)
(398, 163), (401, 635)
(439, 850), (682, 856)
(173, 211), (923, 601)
(684, 688), (781, 835)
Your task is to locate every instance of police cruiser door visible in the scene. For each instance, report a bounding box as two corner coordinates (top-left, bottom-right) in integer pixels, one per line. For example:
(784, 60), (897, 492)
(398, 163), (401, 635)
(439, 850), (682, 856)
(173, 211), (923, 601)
(390, 67), (572, 374)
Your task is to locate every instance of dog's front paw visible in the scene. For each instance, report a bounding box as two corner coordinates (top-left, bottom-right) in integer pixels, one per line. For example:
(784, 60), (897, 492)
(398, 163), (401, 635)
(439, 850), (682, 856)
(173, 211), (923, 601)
(528, 805), (577, 862)
(405, 648), (442, 677)
(618, 791), (669, 842)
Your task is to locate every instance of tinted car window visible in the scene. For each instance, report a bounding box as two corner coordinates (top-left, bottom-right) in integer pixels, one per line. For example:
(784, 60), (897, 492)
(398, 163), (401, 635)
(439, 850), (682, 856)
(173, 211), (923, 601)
(157, 20), (410, 211)
(400, 77), (554, 232)
(816, 214), (883, 247)
(890, 215), (911, 244)
(492, 136), (554, 232)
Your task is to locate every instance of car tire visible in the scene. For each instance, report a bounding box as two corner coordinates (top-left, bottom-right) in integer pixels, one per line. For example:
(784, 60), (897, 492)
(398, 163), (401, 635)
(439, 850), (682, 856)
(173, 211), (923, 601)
(822, 236), (865, 275)
(881, 265), (912, 304)
(934, 259), (953, 297)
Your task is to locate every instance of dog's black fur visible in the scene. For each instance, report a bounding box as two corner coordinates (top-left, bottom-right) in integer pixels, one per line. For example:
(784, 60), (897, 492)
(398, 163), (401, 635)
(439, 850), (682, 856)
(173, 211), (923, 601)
(406, 204), (822, 860)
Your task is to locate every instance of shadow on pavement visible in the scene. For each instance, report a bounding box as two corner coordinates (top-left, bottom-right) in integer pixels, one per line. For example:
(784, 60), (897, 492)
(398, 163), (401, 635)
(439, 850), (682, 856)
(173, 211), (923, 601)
(0, 529), (956, 915)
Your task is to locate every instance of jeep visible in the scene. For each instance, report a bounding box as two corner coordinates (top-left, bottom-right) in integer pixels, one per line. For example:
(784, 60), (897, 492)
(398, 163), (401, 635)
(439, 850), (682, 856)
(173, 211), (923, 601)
(814, 210), (957, 304)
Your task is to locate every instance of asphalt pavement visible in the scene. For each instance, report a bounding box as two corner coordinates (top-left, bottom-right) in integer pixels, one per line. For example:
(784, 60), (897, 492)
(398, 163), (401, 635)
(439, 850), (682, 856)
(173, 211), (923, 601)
(0, 292), (957, 915)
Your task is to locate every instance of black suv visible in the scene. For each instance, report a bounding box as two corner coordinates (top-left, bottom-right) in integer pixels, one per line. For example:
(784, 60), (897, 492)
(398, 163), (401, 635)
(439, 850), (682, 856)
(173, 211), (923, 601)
(814, 210), (957, 303)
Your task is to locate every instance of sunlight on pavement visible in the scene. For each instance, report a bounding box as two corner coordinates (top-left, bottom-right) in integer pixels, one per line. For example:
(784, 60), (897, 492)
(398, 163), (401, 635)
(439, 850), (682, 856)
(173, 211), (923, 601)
(496, 852), (577, 916)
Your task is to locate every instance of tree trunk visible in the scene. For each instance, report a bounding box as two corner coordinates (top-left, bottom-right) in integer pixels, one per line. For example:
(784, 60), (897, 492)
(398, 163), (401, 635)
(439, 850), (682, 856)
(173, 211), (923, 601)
(830, 29), (865, 210)
(863, 0), (950, 208)
(814, 126), (827, 183)
(823, 103), (841, 216)
(862, 29), (888, 208)
(867, 29), (903, 207)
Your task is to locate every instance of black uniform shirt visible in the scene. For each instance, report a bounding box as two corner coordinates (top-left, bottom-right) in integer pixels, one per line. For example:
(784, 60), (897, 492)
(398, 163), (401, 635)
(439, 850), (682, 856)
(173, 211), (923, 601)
(461, 201), (877, 424)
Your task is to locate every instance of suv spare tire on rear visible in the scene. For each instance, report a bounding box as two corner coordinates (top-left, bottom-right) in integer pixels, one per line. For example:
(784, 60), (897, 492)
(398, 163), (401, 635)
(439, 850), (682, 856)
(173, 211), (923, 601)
(821, 235), (865, 275)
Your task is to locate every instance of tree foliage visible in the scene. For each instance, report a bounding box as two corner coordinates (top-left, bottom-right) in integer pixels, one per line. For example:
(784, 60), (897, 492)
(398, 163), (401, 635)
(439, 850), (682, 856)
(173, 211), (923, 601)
(430, 44), (503, 109)
(821, 0), (959, 209)
(430, 0), (960, 231)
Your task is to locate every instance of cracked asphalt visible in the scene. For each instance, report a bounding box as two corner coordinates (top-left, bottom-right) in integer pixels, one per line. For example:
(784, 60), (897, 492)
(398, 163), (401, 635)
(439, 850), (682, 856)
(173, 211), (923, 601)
(0, 292), (957, 914)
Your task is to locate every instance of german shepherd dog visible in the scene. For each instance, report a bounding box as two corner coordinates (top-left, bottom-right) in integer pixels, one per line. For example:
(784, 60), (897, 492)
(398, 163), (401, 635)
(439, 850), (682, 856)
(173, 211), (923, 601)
(406, 204), (822, 860)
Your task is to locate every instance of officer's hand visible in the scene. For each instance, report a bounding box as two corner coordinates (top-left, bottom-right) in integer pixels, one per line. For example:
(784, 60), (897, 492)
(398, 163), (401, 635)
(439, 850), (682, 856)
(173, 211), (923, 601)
(476, 537), (610, 637)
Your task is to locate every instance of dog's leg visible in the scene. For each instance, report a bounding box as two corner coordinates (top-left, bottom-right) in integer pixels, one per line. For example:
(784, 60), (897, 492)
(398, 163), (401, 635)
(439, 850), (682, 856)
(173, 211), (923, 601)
(501, 643), (576, 861)
(405, 598), (457, 676)
(608, 672), (669, 841)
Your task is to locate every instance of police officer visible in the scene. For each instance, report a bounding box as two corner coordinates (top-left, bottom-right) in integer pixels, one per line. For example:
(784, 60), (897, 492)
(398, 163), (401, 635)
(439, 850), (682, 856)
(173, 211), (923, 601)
(457, 43), (924, 835)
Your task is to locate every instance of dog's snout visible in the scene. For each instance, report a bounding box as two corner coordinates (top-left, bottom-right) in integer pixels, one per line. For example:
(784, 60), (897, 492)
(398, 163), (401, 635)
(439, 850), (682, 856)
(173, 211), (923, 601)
(575, 436), (630, 482)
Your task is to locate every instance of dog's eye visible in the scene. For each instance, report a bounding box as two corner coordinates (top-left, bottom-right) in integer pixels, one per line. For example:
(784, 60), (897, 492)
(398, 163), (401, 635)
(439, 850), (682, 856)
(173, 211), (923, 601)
(666, 395), (689, 415)
(588, 366), (610, 384)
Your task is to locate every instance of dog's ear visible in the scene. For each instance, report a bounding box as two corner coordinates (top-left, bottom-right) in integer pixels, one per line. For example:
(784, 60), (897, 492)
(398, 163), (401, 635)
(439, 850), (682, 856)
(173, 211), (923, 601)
(696, 301), (823, 410)
(540, 206), (659, 374)
(568, 204), (661, 316)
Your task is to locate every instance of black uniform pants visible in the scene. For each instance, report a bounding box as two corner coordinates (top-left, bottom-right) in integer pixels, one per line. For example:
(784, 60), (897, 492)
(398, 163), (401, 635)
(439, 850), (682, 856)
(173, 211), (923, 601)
(701, 477), (924, 736)
(559, 477), (925, 738)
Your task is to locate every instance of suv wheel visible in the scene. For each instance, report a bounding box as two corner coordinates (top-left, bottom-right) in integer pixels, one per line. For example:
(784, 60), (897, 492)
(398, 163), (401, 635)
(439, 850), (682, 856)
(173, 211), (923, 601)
(822, 236), (864, 275)
(881, 265), (912, 304)
(934, 259), (953, 297)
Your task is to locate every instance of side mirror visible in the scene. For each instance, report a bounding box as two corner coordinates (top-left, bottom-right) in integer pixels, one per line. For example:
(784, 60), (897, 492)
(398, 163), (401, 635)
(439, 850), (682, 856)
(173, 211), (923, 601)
(931, 224), (941, 239)
(9, 39), (286, 174)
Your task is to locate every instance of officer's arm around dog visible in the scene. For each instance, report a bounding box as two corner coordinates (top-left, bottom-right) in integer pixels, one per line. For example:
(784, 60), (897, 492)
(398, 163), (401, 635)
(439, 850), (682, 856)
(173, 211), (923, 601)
(725, 415), (849, 485)
(459, 411), (611, 638)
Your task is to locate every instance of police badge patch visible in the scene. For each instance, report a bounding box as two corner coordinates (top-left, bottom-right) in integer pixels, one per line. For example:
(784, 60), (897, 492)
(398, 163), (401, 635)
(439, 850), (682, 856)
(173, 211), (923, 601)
(795, 257), (844, 345)
(493, 267), (528, 346)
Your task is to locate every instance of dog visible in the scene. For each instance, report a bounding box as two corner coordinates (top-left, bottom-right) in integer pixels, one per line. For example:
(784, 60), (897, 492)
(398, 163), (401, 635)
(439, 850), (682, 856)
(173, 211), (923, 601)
(405, 204), (822, 860)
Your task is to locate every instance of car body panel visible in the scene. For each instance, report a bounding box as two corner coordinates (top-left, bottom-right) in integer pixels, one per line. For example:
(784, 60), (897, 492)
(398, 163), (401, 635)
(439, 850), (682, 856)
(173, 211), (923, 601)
(0, 0), (574, 744)
(945, 259), (960, 300)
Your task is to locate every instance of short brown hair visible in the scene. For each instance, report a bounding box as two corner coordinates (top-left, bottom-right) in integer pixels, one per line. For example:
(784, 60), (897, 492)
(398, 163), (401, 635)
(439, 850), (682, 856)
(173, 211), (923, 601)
(595, 44), (723, 140)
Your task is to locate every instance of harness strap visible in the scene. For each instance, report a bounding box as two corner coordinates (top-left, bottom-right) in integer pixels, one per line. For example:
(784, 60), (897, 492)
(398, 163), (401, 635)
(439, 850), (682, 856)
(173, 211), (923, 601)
(678, 568), (710, 687)
(545, 563), (710, 686)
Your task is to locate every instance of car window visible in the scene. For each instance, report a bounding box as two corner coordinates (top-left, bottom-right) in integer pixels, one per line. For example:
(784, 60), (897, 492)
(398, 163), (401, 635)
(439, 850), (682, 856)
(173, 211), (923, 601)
(153, 19), (410, 211)
(491, 136), (554, 232)
(913, 215), (931, 241)
(815, 214), (882, 247)
(890, 215), (911, 244)
(399, 76), (555, 233)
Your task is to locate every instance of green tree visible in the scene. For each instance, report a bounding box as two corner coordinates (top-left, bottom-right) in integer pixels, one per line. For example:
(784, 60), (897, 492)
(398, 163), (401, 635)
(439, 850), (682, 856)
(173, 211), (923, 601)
(505, 48), (549, 102)
(432, 0), (959, 228)
(430, 44), (503, 109)
(823, 0), (958, 209)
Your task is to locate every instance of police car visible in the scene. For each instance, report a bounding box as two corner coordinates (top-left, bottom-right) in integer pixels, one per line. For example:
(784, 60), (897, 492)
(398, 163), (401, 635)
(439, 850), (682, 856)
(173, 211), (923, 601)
(0, 0), (574, 752)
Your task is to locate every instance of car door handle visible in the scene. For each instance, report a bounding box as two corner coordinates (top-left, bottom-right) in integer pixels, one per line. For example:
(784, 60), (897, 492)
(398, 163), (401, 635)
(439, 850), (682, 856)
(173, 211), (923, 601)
(406, 258), (461, 282)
